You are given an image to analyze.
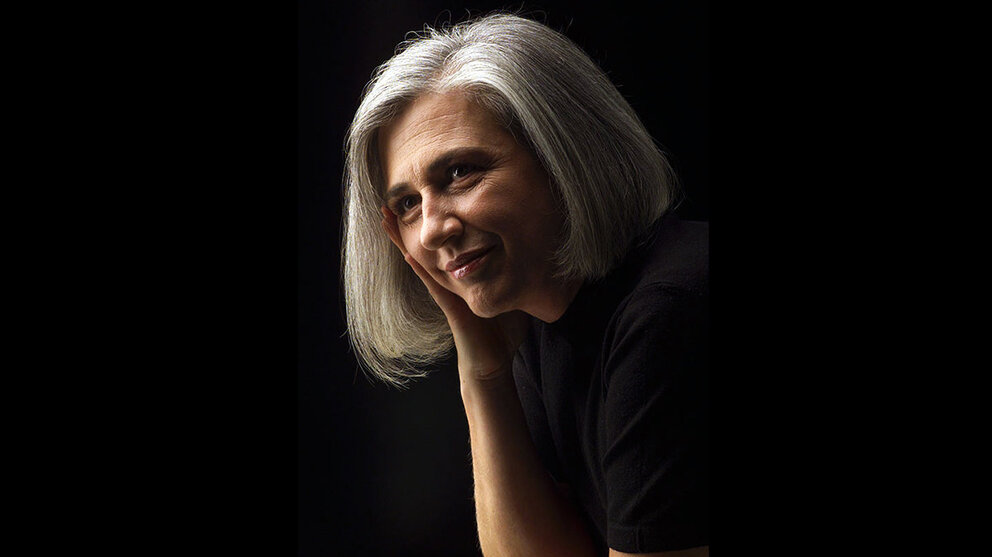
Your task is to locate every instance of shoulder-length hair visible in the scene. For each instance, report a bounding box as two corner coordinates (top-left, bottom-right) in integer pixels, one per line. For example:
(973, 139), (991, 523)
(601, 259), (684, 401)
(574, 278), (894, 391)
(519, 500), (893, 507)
(343, 13), (679, 385)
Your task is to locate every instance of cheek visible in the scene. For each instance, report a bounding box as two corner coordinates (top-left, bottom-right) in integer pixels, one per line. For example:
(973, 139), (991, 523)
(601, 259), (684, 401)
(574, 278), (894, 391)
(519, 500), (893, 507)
(398, 226), (419, 253)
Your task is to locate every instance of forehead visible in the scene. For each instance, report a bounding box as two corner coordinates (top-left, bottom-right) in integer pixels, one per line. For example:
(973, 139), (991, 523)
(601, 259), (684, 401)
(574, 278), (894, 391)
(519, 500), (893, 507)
(377, 91), (511, 187)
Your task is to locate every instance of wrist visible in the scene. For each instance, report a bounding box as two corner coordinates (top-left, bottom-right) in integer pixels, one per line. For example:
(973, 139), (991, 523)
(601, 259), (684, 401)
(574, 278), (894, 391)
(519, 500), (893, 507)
(459, 364), (516, 402)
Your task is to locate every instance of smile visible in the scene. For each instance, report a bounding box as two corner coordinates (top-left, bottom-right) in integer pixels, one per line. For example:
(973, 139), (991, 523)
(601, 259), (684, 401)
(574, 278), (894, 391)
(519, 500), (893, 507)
(446, 246), (495, 280)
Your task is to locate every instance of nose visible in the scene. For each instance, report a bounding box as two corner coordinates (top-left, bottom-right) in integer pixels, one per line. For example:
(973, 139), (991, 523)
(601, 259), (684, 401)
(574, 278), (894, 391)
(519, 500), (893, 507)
(419, 193), (463, 250)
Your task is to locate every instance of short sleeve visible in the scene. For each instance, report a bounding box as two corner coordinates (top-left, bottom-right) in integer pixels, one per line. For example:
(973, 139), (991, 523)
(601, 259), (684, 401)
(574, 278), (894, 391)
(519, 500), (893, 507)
(601, 284), (709, 552)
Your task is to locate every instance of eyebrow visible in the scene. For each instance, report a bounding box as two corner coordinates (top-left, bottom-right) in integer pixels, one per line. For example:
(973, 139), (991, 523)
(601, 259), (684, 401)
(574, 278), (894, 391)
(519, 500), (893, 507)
(383, 146), (496, 203)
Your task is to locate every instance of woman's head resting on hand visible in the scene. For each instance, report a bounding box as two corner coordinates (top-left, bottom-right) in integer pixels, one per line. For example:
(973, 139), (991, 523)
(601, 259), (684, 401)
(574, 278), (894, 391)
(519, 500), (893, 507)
(378, 90), (575, 323)
(343, 13), (678, 384)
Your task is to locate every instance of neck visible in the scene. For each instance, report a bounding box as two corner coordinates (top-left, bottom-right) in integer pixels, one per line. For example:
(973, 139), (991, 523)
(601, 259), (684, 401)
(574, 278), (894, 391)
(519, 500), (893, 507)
(525, 277), (584, 323)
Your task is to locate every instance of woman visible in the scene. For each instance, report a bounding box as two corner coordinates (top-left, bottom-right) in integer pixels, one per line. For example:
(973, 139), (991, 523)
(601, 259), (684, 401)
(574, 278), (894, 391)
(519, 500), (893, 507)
(343, 13), (708, 557)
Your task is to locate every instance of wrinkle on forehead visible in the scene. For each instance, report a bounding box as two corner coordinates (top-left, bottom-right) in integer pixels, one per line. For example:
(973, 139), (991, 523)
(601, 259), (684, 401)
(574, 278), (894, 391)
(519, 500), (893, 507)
(378, 91), (507, 192)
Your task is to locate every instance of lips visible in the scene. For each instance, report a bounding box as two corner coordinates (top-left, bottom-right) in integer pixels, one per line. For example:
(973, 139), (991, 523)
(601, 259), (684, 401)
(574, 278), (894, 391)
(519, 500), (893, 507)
(444, 246), (495, 278)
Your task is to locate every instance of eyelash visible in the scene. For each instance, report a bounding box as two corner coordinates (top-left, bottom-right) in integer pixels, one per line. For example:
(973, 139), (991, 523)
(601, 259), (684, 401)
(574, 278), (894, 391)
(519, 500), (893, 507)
(449, 163), (477, 181)
(391, 163), (480, 216)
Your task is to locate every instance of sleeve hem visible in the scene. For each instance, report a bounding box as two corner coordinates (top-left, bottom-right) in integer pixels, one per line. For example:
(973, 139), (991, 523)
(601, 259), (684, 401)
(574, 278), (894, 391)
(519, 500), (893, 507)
(607, 522), (709, 553)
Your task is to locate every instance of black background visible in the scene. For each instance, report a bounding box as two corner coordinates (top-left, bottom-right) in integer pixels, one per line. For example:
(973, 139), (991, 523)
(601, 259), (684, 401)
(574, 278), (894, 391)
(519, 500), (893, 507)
(58, 0), (864, 554)
(299, 2), (707, 556)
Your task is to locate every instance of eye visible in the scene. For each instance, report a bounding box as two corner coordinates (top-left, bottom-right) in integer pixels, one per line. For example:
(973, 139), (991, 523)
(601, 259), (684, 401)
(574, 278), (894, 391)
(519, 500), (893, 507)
(389, 194), (419, 217)
(401, 196), (418, 211)
(449, 164), (477, 181)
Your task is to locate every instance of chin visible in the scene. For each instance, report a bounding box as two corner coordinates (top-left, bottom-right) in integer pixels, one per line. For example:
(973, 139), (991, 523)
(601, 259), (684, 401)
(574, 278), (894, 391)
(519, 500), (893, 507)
(466, 299), (504, 319)
(463, 288), (513, 319)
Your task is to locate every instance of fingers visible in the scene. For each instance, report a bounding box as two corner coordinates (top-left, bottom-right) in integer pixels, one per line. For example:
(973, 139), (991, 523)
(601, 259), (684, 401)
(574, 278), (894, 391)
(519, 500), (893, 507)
(380, 205), (435, 291)
(379, 206), (468, 317)
(378, 210), (515, 375)
(404, 244), (468, 315)
(380, 206), (407, 256)
(379, 205), (440, 295)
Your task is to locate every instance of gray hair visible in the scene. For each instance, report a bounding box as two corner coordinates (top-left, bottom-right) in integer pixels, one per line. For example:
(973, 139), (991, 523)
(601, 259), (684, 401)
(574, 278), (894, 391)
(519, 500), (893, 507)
(343, 13), (678, 385)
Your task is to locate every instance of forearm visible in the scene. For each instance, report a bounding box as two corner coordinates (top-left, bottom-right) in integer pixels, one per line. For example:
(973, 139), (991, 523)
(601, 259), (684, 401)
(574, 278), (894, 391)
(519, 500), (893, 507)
(461, 369), (597, 557)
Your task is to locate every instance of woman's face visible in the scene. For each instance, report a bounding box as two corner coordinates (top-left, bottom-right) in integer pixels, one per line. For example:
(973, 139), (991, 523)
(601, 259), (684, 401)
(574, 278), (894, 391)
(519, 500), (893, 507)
(378, 91), (569, 320)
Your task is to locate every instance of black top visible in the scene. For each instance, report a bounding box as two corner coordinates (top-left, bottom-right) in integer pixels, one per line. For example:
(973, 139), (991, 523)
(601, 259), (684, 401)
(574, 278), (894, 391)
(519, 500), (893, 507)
(512, 214), (709, 554)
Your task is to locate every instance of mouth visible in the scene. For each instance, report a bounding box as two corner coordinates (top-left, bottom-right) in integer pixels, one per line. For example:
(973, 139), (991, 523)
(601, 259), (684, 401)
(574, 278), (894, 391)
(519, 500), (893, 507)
(445, 246), (495, 280)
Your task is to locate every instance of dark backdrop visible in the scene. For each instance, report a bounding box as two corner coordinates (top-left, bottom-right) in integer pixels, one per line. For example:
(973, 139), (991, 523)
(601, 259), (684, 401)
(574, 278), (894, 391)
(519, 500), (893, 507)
(299, 2), (708, 556)
(47, 0), (855, 552)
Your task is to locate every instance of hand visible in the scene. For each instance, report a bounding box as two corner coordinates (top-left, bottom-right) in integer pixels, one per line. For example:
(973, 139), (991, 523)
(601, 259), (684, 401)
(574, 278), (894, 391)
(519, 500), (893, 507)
(381, 207), (529, 381)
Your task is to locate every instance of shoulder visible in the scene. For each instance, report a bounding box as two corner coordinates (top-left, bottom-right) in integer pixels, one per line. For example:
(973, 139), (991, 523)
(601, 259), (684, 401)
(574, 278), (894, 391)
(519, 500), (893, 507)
(609, 215), (709, 340)
(629, 216), (708, 295)
(603, 280), (708, 382)
(614, 281), (707, 336)
(599, 217), (709, 386)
